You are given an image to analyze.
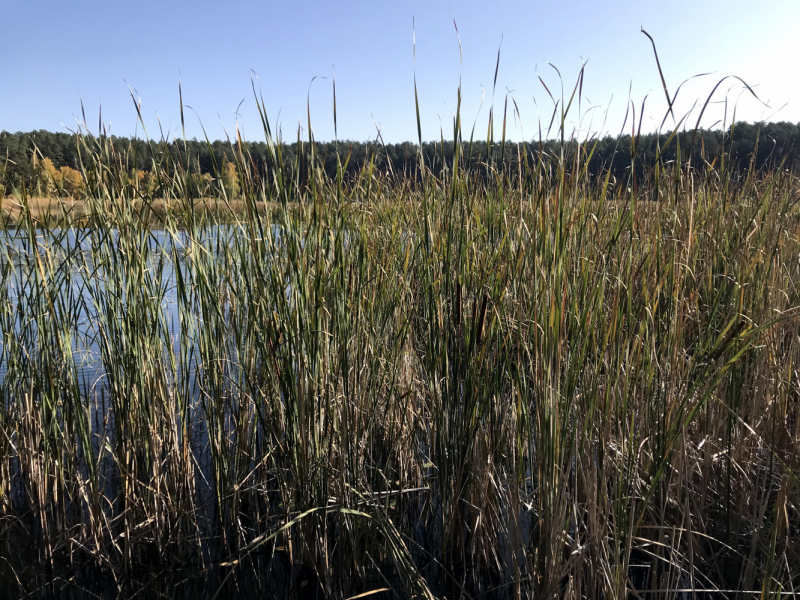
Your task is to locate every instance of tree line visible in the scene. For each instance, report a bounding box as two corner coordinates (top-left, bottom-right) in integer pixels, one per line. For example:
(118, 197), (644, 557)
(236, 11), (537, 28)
(2, 120), (798, 197)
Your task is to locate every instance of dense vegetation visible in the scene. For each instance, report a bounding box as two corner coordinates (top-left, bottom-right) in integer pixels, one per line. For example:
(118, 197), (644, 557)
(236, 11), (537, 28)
(1, 74), (800, 599)
(2, 119), (800, 198)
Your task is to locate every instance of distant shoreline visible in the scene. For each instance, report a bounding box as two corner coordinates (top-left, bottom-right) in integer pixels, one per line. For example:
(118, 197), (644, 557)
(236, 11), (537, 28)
(0, 195), (276, 226)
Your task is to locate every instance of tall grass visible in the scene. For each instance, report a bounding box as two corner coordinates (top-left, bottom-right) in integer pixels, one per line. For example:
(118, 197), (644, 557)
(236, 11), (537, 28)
(1, 68), (799, 599)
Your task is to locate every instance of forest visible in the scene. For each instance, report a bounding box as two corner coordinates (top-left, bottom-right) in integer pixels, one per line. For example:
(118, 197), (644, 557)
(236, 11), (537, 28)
(2, 119), (799, 197)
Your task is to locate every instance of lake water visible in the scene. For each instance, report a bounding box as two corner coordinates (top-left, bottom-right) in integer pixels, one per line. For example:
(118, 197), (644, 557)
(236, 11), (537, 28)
(3, 228), (172, 389)
(0, 224), (276, 542)
(0, 225), (264, 395)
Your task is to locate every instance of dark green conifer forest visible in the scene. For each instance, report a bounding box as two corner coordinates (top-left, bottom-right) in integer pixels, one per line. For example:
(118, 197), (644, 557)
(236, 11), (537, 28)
(2, 120), (799, 197)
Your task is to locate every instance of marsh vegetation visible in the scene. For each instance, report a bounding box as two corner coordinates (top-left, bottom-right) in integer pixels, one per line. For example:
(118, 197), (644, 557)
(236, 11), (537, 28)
(1, 65), (799, 599)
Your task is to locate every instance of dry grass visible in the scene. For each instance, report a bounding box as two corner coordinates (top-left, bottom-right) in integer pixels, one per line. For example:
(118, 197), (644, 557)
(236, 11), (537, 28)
(0, 195), (276, 226)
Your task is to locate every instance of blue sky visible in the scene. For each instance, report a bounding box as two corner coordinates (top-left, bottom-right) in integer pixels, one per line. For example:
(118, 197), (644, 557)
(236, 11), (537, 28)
(2, 0), (798, 143)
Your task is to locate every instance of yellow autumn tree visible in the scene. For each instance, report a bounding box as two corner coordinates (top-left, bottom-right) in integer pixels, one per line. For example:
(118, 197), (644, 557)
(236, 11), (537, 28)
(129, 169), (157, 196)
(187, 172), (213, 199)
(59, 166), (84, 198)
(220, 160), (239, 199)
(34, 157), (62, 195)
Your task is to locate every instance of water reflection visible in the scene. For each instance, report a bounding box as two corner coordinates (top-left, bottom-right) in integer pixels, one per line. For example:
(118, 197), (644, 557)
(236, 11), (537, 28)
(0, 225), (250, 392)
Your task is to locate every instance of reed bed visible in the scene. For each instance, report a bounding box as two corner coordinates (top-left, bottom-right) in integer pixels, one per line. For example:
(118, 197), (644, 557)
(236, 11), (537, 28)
(1, 79), (799, 599)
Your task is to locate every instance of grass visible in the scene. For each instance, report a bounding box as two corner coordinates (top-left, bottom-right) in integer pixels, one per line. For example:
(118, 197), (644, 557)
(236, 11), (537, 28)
(0, 66), (799, 599)
(0, 195), (278, 228)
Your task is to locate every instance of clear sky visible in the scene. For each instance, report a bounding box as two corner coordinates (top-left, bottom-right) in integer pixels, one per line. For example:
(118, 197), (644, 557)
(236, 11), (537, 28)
(2, 0), (798, 144)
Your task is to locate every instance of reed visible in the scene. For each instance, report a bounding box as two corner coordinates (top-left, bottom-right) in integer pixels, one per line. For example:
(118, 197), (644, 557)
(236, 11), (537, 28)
(0, 65), (798, 599)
